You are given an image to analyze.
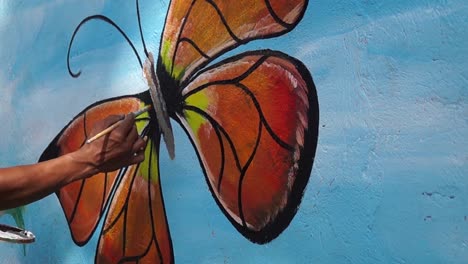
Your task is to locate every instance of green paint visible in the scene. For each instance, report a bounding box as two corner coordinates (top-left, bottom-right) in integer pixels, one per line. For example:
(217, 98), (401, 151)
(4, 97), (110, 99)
(161, 39), (186, 81)
(1, 206), (27, 255)
(161, 40), (173, 75)
(184, 91), (210, 137)
(134, 103), (159, 183)
(135, 103), (150, 134)
(138, 139), (159, 183)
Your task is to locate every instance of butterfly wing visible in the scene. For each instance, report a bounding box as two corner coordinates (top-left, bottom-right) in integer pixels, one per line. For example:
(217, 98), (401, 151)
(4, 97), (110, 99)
(39, 94), (173, 263)
(95, 132), (173, 264)
(176, 50), (319, 243)
(159, 0), (308, 82)
(39, 96), (146, 245)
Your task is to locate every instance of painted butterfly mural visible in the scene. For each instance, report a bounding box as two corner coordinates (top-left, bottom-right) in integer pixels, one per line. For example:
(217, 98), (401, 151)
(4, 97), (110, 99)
(39, 0), (319, 263)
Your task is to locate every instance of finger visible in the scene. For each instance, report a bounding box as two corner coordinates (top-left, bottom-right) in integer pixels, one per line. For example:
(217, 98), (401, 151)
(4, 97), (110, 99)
(115, 112), (136, 137)
(100, 115), (124, 128)
(90, 115), (123, 135)
(131, 137), (147, 153)
(126, 124), (139, 145)
(126, 152), (146, 166)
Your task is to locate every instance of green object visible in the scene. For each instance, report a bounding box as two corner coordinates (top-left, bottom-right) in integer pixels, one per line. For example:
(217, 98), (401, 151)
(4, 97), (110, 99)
(1, 206), (27, 255)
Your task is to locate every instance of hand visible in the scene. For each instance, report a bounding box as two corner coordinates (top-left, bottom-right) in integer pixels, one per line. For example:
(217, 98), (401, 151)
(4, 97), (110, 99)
(0, 113), (148, 210)
(71, 113), (147, 176)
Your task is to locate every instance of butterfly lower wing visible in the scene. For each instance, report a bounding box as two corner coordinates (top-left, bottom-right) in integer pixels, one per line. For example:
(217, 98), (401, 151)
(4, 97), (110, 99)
(39, 96), (148, 245)
(95, 130), (173, 264)
(40, 94), (173, 263)
(177, 50), (319, 243)
(160, 0), (308, 82)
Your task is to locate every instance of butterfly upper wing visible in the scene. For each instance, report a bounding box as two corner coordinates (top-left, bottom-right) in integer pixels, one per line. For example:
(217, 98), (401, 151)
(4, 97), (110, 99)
(177, 50), (319, 243)
(39, 95), (173, 263)
(160, 0), (308, 82)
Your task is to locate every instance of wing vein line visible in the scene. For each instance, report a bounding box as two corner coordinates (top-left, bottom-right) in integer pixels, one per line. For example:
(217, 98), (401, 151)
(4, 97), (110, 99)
(264, 0), (293, 28)
(117, 140), (162, 263)
(179, 37), (211, 59)
(171, 0), (197, 75)
(213, 124), (226, 193)
(148, 141), (164, 263)
(83, 111), (88, 141)
(68, 109), (88, 224)
(101, 173), (108, 211)
(102, 163), (140, 234)
(183, 77), (295, 151)
(205, 0), (242, 42)
(68, 179), (85, 224)
(102, 121), (151, 235)
(182, 55), (269, 99)
(234, 83), (294, 151)
(183, 105), (242, 172)
(183, 106), (226, 193)
(238, 120), (263, 228)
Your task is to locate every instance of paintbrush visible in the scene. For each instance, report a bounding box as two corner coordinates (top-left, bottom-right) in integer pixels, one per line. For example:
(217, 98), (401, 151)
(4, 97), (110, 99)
(85, 105), (152, 144)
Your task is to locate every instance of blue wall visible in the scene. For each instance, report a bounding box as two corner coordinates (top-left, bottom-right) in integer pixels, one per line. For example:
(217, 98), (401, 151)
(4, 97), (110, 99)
(1, 0), (467, 263)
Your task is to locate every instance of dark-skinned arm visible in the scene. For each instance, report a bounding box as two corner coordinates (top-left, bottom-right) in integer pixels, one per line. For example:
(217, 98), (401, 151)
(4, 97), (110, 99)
(0, 113), (146, 211)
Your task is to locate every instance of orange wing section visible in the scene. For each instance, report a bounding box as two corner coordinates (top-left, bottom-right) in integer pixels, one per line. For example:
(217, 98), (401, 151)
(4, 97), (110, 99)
(160, 0), (308, 82)
(178, 50), (319, 243)
(95, 136), (173, 264)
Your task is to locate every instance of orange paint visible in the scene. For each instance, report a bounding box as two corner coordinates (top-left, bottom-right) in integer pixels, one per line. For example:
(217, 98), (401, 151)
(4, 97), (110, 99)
(161, 0), (307, 81)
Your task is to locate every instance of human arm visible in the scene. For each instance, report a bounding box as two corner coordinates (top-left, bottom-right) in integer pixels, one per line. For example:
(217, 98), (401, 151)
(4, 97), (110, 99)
(0, 114), (146, 211)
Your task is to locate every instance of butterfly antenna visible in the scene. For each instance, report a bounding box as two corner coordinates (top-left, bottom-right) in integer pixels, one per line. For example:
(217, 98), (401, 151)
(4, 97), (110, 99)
(136, 0), (149, 58)
(67, 15), (143, 78)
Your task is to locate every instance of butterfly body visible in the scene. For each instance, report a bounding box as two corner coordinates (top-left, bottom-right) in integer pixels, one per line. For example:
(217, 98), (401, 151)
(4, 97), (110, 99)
(40, 1), (319, 263)
(144, 52), (176, 159)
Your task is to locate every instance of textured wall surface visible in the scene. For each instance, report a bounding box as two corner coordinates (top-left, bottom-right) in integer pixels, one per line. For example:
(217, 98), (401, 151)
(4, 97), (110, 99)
(0, 0), (467, 263)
